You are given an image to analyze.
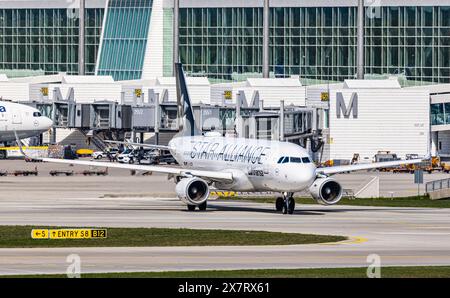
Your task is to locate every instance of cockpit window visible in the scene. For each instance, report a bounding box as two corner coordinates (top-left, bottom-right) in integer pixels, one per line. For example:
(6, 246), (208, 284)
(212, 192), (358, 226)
(290, 157), (303, 163)
(277, 157), (289, 164)
(302, 157), (311, 163)
(33, 112), (42, 117)
(279, 156), (312, 164)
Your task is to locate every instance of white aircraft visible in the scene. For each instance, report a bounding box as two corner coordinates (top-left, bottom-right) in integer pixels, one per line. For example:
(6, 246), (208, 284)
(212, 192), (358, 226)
(0, 101), (53, 143)
(17, 64), (426, 214)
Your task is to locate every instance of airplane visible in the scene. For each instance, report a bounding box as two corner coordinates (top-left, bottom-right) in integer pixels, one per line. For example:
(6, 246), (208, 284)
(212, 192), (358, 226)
(16, 63), (427, 215)
(0, 101), (53, 143)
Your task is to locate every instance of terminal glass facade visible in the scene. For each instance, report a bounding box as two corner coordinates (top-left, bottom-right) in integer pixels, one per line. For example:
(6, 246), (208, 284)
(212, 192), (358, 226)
(179, 7), (264, 82)
(96, 0), (153, 81)
(0, 8), (103, 75)
(431, 103), (450, 126)
(179, 6), (450, 84)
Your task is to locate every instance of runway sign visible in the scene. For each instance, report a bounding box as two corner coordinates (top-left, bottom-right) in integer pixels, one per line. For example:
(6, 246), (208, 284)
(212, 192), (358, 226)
(31, 229), (49, 239)
(31, 229), (107, 239)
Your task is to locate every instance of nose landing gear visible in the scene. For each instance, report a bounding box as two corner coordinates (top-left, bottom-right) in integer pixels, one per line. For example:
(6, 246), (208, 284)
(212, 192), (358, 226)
(275, 193), (295, 214)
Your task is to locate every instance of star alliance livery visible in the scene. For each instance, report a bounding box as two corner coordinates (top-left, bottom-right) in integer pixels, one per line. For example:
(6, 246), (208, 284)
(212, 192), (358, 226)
(0, 101), (53, 143)
(17, 63), (426, 214)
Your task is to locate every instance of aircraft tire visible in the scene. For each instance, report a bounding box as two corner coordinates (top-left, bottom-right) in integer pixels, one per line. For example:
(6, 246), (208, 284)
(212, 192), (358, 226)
(288, 198), (295, 214)
(275, 197), (284, 211)
(198, 201), (207, 211)
(187, 205), (196, 211)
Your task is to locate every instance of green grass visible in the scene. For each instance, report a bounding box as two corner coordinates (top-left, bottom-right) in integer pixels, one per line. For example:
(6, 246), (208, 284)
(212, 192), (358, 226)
(0, 226), (346, 248)
(220, 196), (450, 208)
(5, 266), (450, 278)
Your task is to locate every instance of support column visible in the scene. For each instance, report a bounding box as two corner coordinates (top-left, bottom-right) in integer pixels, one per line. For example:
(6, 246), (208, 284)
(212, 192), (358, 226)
(51, 127), (57, 144)
(357, 0), (365, 80)
(262, 0), (270, 78)
(154, 94), (160, 145)
(235, 100), (242, 137)
(78, 0), (85, 75)
(279, 100), (285, 142)
(173, 0), (180, 75)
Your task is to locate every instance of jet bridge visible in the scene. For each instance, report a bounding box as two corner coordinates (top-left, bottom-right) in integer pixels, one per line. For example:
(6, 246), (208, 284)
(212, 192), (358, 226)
(53, 101), (75, 127)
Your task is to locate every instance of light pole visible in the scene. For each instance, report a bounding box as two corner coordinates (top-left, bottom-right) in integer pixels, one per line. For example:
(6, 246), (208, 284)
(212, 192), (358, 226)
(357, 0), (365, 79)
(173, 0), (180, 75)
(78, 0), (85, 75)
(262, 0), (270, 78)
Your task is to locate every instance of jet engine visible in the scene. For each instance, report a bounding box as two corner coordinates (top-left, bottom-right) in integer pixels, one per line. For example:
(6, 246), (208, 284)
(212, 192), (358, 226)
(176, 177), (210, 205)
(309, 178), (343, 205)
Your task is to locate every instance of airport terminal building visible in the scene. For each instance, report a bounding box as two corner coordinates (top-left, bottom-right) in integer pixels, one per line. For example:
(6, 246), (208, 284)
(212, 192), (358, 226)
(0, 0), (448, 84)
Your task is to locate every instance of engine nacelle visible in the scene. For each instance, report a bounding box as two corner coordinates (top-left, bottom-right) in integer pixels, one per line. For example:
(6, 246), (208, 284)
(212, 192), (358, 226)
(309, 178), (343, 205)
(176, 177), (210, 205)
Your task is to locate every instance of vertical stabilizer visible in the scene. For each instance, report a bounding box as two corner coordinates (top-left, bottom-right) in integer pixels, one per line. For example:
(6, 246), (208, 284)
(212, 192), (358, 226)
(175, 63), (201, 136)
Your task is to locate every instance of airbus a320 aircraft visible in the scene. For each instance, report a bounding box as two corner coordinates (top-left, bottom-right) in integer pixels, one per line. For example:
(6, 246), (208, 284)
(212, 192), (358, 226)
(0, 101), (53, 142)
(18, 63), (426, 214)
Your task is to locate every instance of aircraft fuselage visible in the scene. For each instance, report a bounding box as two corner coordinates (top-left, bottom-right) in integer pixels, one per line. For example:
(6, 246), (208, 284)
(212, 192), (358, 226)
(169, 135), (317, 192)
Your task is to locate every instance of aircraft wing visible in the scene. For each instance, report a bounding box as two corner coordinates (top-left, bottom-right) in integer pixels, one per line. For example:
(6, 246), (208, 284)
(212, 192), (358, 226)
(39, 157), (233, 182)
(316, 158), (426, 176)
(104, 140), (170, 150)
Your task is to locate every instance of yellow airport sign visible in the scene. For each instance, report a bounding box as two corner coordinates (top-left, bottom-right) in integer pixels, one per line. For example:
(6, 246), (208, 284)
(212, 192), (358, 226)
(224, 90), (232, 100)
(41, 87), (49, 96)
(31, 229), (107, 239)
(134, 88), (142, 97)
(31, 229), (49, 239)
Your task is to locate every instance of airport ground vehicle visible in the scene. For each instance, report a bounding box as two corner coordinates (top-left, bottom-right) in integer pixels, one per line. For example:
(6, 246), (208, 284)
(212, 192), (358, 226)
(92, 148), (120, 160)
(117, 148), (137, 164)
(81, 169), (108, 176)
(423, 156), (443, 174)
(50, 170), (74, 176)
(13, 167), (38, 176)
(76, 149), (94, 158)
(374, 151), (400, 163)
(139, 150), (177, 165)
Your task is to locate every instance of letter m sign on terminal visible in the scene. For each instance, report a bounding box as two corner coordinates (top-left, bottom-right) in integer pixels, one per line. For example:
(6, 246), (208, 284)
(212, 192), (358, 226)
(336, 92), (358, 119)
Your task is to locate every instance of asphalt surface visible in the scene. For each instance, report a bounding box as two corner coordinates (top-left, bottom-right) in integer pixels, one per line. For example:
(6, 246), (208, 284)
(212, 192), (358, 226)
(1, 196), (450, 275)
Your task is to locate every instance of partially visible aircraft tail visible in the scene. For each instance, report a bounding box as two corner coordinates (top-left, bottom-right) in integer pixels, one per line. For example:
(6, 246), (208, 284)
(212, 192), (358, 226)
(175, 63), (201, 137)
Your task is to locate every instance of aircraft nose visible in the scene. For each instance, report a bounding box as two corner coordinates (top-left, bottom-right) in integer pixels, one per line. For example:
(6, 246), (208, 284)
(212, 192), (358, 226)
(42, 116), (53, 129)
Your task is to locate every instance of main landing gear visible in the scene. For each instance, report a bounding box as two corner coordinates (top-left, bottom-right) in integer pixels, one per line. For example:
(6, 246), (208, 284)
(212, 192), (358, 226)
(187, 201), (208, 211)
(275, 193), (295, 215)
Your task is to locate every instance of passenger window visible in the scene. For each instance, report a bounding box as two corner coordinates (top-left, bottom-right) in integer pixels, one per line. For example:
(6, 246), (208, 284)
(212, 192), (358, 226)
(302, 157), (311, 163)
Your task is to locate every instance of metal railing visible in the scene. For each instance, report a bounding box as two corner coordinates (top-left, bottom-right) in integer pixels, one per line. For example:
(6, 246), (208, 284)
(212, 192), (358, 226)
(426, 178), (450, 193)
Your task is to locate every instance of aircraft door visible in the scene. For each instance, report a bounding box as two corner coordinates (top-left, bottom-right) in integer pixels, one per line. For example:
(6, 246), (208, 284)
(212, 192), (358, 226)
(12, 111), (22, 124)
(0, 109), (7, 130)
